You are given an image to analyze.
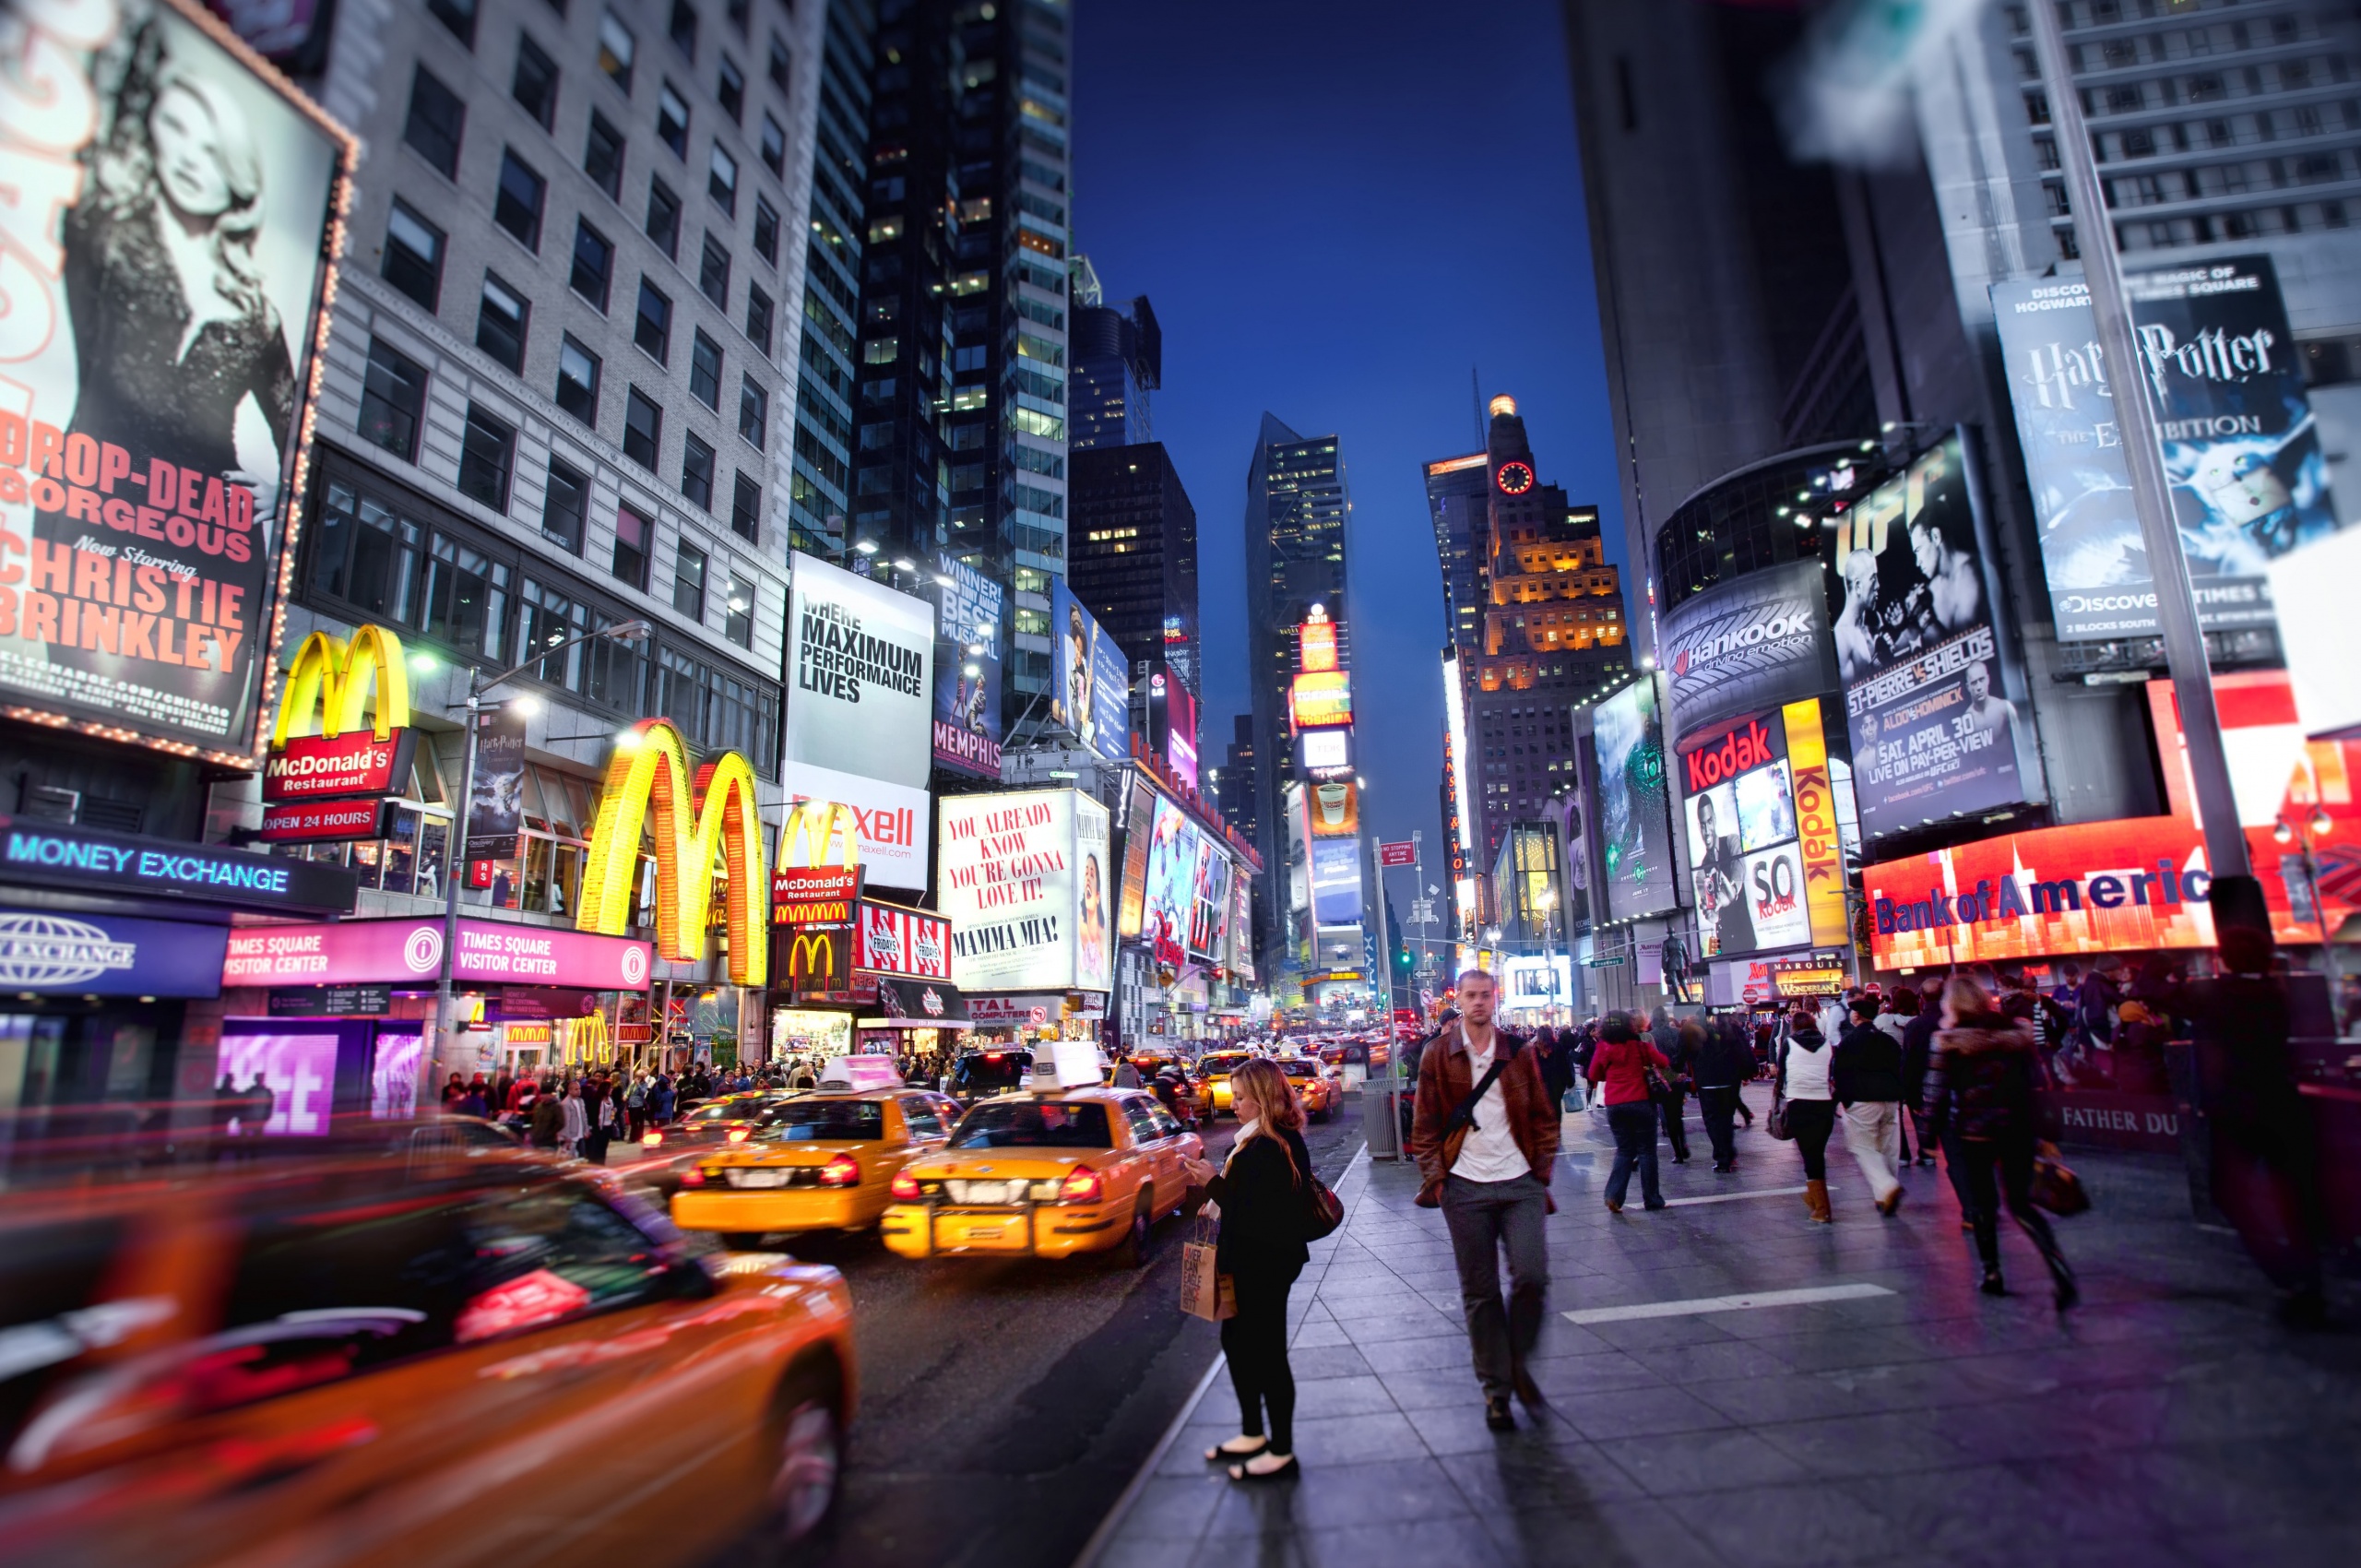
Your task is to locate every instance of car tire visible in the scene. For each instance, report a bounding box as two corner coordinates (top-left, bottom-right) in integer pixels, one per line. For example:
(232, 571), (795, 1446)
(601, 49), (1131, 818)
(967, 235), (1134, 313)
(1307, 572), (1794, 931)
(766, 1363), (844, 1548)
(1113, 1195), (1153, 1268)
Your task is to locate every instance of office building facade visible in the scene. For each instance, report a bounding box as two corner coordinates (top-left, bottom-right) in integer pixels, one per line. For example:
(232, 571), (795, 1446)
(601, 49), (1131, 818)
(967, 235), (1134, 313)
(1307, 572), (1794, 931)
(1067, 259), (1161, 451)
(850, 0), (1074, 711)
(1069, 443), (1200, 701)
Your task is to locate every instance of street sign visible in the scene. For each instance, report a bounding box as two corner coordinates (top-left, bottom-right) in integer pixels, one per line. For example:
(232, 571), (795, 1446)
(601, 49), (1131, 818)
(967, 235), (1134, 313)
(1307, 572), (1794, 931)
(268, 984), (394, 1016)
(1379, 840), (1416, 867)
(1584, 956), (1627, 968)
(1409, 898), (1436, 925)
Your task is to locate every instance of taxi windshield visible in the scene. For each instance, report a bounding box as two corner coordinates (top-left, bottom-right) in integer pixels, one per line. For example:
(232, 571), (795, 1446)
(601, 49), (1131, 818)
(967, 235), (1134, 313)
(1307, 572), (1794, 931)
(757, 1099), (884, 1142)
(1198, 1054), (1251, 1076)
(1279, 1061), (1318, 1078)
(684, 1099), (767, 1124)
(948, 1101), (1112, 1150)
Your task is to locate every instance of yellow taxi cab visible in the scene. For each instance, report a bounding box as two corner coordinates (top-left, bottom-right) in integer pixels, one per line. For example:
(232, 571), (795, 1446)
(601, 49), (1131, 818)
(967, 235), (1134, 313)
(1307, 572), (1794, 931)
(1195, 1050), (1256, 1116)
(1277, 1055), (1342, 1122)
(672, 1085), (962, 1246)
(881, 1087), (1203, 1265)
(0, 1129), (856, 1566)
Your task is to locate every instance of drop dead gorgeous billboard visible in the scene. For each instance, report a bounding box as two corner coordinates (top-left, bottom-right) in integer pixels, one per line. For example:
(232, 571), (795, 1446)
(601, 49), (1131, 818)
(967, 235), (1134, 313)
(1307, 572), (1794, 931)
(0, 0), (352, 765)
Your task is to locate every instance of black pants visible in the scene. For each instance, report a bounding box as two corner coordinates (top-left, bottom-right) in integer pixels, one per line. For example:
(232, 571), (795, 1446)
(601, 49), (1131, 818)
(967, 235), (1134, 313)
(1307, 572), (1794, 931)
(1946, 1129), (2070, 1284)
(1785, 1098), (1836, 1181)
(1222, 1256), (1303, 1454)
(1657, 1083), (1691, 1159)
(1697, 1086), (1740, 1167)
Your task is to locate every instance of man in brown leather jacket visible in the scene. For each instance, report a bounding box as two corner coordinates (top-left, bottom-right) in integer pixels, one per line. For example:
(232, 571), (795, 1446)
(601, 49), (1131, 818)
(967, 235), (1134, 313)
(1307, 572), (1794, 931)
(1408, 968), (1561, 1431)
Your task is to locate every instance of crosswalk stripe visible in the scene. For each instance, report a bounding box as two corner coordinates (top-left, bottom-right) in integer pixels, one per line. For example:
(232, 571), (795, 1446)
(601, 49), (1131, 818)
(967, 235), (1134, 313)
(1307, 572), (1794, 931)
(1658, 1184), (1809, 1207)
(1563, 1282), (1895, 1325)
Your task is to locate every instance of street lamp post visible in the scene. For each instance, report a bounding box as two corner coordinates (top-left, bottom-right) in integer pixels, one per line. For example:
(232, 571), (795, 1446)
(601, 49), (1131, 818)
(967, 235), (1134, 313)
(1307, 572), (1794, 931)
(421, 620), (652, 1109)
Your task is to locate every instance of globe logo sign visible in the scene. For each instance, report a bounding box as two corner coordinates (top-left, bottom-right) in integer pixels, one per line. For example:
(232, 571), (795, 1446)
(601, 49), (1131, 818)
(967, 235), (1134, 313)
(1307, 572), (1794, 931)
(0, 913), (139, 988)
(402, 927), (444, 974)
(621, 945), (649, 987)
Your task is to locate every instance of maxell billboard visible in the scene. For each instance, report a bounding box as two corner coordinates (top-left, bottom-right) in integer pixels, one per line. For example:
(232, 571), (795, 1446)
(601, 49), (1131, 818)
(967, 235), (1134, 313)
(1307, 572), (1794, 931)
(782, 551), (934, 885)
(1992, 257), (2340, 641)
(1656, 558), (1836, 746)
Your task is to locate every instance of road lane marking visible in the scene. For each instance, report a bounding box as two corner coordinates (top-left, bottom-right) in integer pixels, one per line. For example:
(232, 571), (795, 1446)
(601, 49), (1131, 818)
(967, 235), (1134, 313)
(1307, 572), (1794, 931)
(1564, 1282), (1894, 1325)
(1659, 1184), (1808, 1207)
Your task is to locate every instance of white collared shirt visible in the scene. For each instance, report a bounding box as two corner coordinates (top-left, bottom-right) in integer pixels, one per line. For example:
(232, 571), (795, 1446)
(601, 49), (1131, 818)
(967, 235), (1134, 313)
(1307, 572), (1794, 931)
(1452, 1035), (1531, 1183)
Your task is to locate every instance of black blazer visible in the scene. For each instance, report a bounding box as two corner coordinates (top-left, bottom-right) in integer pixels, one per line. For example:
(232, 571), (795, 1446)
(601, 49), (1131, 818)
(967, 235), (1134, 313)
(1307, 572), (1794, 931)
(1204, 1125), (1311, 1275)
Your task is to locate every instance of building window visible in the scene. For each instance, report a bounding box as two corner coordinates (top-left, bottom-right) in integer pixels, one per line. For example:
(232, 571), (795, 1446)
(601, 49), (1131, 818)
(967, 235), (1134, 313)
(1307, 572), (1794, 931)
(635, 278), (672, 362)
(744, 282), (772, 351)
(752, 196), (778, 265)
(584, 110), (626, 198)
(457, 403), (516, 511)
(427, 0), (476, 46)
(493, 149), (546, 250)
(613, 501), (653, 588)
(767, 32), (790, 92)
(421, 529), (511, 660)
(723, 571), (753, 647)
(555, 335), (600, 424)
(689, 329), (723, 408)
(718, 55), (745, 122)
(403, 65), (465, 178)
(382, 199), (444, 310)
(569, 219), (613, 310)
(730, 472), (760, 542)
(623, 387), (662, 470)
(708, 145), (738, 214)
(728, 0), (750, 32)
(542, 458), (588, 552)
(759, 113), (786, 176)
(513, 34), (559, 128)
(672, 538), (707, 619)
(646, 176), (681, 257)
(669, 0), (698, 58)
(599, 9), (636, 92)
(738, 375), (767, 449)
(699, 233), (731, 306)
(475, 273), (528, 373)
(359, 338), (426, 461)
(309, 474), (421, 624)
(658, 81), (691, 158)
(681, 432), (716, 510)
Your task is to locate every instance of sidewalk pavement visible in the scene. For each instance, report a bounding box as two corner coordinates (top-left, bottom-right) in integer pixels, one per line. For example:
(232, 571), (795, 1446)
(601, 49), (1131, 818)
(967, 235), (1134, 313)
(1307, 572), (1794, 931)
(1083, 1085), (2361, 1568)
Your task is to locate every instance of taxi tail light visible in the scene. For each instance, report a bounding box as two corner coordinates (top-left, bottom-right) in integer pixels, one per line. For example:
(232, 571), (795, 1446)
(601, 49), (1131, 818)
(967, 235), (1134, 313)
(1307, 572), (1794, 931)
(641, 1131), (664, 1148)
(819, 1153), (860, 1188)
(726, 1127), (751, 1144)
(1058, 1167), (1103, 1204)
(681, 1166), (707, 1188)
(890, 1170), (922, 1200)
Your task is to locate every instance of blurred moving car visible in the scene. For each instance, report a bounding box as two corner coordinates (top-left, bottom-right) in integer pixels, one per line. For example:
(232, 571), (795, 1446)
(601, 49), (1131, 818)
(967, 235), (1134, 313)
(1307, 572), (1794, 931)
(673, 1087), (962, 1247)
(635, 1091), (801, 1155)
(945, 1047), (1034, 1105)
(1193, 1050), (1255, 1116)
(881, 1088), (1203, 1265)
(0, 1139), (857, 1565)
(1277, 1057), (1342, 1123)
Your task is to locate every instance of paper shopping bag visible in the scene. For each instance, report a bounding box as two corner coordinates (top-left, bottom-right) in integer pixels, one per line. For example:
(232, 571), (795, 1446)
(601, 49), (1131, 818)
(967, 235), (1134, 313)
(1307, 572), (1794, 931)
(1179, 1225), (1235, 1321)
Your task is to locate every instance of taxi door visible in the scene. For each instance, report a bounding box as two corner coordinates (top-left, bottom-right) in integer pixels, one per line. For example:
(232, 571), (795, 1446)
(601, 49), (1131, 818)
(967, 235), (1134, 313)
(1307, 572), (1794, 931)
(1117, 1096), (1180, 1217)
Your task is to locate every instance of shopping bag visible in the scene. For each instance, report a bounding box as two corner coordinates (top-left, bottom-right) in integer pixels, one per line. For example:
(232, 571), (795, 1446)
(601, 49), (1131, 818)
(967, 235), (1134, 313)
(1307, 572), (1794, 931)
(1180, 1223), (1235, 1321)
(1765, 1094), (1793, 1142)
(2029, 1140), (2090, 1217)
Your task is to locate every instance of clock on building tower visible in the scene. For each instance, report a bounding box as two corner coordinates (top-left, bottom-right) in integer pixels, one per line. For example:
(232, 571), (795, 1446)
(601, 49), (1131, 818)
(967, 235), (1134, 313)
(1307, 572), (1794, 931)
(1495, 460), (1535, 496)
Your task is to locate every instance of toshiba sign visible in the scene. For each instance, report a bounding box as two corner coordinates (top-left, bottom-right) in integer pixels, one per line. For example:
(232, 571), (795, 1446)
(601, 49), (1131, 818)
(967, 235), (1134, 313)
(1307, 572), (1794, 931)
(1656, 559), (1837, 746)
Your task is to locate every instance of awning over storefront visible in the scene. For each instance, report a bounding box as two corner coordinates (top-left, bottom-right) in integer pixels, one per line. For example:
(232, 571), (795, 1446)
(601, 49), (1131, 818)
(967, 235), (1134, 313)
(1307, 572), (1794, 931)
(0, 906), (231, 999)
(856, 976), (969, 1029)
(222, 917), (653, 992)
(0, 815), (358, 916)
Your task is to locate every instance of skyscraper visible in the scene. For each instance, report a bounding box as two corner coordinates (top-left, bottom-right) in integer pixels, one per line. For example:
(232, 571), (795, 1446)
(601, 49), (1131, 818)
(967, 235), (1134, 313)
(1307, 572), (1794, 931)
(1069, 443), (1200, 695)
(1068, 258), (1162, 451)
(1428, 398), (1628, 875)
(1245, 415), (1358, 1004)
(786, 0), (876, 561)
(850, 0), (1074, 712)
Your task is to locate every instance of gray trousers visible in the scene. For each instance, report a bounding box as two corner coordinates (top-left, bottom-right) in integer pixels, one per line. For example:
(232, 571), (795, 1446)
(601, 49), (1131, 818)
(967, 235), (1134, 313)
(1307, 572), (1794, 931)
(1440, 1172), (1550, 1398)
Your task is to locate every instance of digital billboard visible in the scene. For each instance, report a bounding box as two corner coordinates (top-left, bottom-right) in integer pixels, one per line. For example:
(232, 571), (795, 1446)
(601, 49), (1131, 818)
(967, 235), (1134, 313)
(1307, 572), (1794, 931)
(783, 551), (935, 885)
(937, 789), (1110, 992)
(1050, 580), (1130, 761)
(1288, 671), (1352, 731)
(1656, 558), (1836, 746)
(1680, 713), (1809, 959)
(1139, 794), (1194, 962)
(1307, 779), (1358, 837)
(1116, 775), (1157, 940)
(1309, 837), (1362, 925)
(1300, 728), (1351, 778)
(1147, 663), (1198, 789)
(0, 0), (352, 766)
(932, 553), (1003, 779)
(1991, 258), (2340, 641)
(1187, 836), (1231, 959)
(1833, 433), (2036, 839)
(1585, 673), (1680, 920)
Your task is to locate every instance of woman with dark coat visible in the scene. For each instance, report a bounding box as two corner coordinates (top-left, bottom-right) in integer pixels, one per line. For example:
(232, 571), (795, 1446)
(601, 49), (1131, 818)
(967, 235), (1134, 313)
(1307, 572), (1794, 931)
(1928, 976), (2077, 1306)
(1184, 1056), (1311, 1481)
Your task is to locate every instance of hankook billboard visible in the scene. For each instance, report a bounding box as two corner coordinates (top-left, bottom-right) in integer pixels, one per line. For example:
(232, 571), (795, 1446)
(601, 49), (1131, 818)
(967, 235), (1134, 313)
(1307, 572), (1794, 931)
(1656, 558), (1836, 746)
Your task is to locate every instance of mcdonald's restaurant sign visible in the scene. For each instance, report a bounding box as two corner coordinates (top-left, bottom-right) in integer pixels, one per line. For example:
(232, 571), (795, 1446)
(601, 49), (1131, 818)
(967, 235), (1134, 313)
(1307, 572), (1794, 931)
(775, 923), (854, 997)
(773, 799), (863, 926)
(576, 718), (772, 988)
(262, 625), (419, 837)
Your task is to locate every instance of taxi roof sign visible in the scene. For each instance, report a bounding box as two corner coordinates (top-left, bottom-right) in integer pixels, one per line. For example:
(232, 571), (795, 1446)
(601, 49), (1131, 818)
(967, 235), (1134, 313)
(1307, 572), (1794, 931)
(817, 1053), (904, 1092)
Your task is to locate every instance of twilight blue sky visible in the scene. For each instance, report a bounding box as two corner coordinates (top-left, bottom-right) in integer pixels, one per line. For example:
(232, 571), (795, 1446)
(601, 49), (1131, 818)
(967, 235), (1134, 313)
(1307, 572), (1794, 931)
(1071, 0), (1627, 881)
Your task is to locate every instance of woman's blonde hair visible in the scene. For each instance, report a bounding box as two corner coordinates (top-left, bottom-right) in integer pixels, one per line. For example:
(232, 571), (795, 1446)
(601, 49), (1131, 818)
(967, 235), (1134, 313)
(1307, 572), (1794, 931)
(1227, 1057), (1304, 1134)
(1942, 975), (1995, 1019)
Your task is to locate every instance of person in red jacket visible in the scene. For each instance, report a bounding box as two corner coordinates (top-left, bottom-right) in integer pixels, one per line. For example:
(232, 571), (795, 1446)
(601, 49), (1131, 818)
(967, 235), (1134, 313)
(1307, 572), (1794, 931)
(1589, 1013), (1671, 1214)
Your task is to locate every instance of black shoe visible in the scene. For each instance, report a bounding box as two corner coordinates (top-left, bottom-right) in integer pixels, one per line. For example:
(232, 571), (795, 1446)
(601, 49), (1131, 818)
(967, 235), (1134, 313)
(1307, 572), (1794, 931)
(1712, 1161), (1734, 1173)
(1643, 1198), (1667, 1211)
(2280, 1288), (2329, 1330)
(1484, 1396), (1515, 1431)
(1980, 1269), (2007, 1297)
(1512, 1365), (1546, 1411)
(1917, 1156), (1937, 1168)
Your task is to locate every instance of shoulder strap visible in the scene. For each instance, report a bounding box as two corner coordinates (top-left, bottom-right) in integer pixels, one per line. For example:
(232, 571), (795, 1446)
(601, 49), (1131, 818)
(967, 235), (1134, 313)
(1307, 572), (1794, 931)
(1443, 1055), (1510, 1135)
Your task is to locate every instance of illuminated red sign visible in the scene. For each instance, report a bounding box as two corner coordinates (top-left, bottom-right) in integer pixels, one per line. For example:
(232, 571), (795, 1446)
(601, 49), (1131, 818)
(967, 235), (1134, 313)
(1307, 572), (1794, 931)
(262, 729), (418, 802)
(772, 865), (864, 927)
(260, 797), (397, 844)
(1681, 718), (1775, 794)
